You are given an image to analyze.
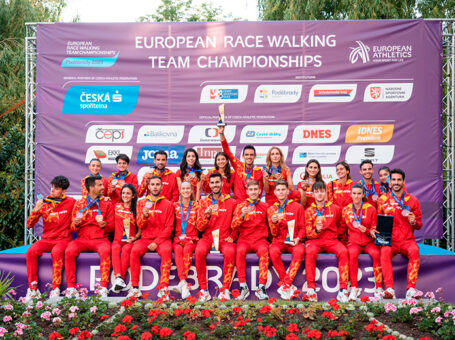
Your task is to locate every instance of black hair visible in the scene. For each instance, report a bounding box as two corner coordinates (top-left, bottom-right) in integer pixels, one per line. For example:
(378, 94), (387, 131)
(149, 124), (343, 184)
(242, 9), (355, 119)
(274, 179), (288, 189)
(304, 159), (323, 182)
(390, 168), (406, 181)
(154, 150), (168, 160)
(85, 175), (102, 192)
(242, 145), (256, 156)
(336, 161), (351, 180)
(209, 172), (223, 181)
(360, 159), (373, 169)
(246, 180), (260, 188)
(378, 166), (390, 174)
(179, 148), (202, 181)
(51, 176), (70, 190)
(312, 181), (326, 192)
(149, 175), (163, 183)
(115, 154), (130, 164)
(121, 184), (138, 219)
(89, 158), (102, 165)
(351, 183), (368, 202)
(214, 151), (231, 183)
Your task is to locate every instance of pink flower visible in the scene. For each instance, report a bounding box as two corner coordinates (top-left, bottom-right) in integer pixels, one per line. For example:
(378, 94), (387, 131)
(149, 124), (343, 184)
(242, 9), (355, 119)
(90, 306), (98, 313)
(14, 329), (23, 336)
(4, 304), (13, 311)
(15, 323), (26, 330)
(22, 311), (31, 317)
(444, 311), (450, 318)
(52, 308), (61, 315)
(75, 283), (83, 289)
(3, 316), (12, 323)
(424, 291), (435, 299)
(18, 297), (26, 303)
(384, 303), (397, 313)
(0, 327), (7, 336)
(40, 312), (51, 321)
(8, 289), (16, 296)
(436, 287), (443, 293)
(409, 307), (423, 315)
(52, 317), (62, 324)
(68, 313), (77, 319)
(69, 306), (79, 313)
(431, 307), (441, 313)
(435, 316), (443, 323)
(36, 301), (43, 308)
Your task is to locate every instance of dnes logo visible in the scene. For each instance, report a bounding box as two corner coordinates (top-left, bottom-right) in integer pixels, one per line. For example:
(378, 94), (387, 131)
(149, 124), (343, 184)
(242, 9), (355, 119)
(349, 41), (370, 64)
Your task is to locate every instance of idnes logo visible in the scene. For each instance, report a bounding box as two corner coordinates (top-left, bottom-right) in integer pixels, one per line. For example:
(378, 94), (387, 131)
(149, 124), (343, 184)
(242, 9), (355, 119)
(85, 146), (133, 164)
(137, 125), (184, 144)
(85, 125), (134, 144)
(240, 125), (288, 144)
(194, 146), (237, 165)
(200, 85), (248, 103)
(292, 125), (340, 144)
(137, 146), (184, 165)
(188, 125), (236, 144)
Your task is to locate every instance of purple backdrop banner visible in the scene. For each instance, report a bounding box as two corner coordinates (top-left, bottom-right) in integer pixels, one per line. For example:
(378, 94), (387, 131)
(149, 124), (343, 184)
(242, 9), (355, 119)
(1, 253), (454, 302)
(35, 20), (443, 238)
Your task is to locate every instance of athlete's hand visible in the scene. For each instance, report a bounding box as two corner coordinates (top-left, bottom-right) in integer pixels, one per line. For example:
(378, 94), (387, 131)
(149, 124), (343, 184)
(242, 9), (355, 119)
(241, 206), (248, 219)
(147, 242), (158, 251)
(225, 236), (234, 243)
(143, 206), (150, 217)
(301, 180), (309, 190)
(293, 237), (300, 246)
(98, 220), (107, 229)
(358, 225), (367, 233)
(218, 125), (225, 135)
(73, 217), (81, 226)
(262, 169), (269, 180)
(271, 214), (279, 224)
(316, 221), (323, 233)
(34, 200), (44, 212)
(369, 229), (379, 239)
(407, 212), (416, 225)
(205, 207), (212, 218)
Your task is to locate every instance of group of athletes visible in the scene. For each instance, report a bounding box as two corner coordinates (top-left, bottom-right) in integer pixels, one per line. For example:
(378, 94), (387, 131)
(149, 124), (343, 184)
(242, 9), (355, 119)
(25, 125), (422, 303)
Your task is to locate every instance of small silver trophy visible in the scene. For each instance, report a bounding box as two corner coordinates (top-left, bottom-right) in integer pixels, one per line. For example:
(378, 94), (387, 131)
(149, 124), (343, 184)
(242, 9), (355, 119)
(217, 104), (226, 127)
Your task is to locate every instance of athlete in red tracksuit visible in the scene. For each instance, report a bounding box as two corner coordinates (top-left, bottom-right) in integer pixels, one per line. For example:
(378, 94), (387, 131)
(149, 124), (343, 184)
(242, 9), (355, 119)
(202, 167), (235, 196)
(110, 184), (139, 293)
(263, 147), (294, 206)
(24, 176), (76, 302)
(378, 169), (422, 299)
(340, 183), (383, 301)
(107, 154), (139, 205)
(65, 176), (114, 298)
(219, 126), (263, 201)
(81, 158), (108, 197)
(327, 161), (355, 208)
(267, 180), (305, 300)
(173, 181), (199, 299)
(195, 172), (236, 301)
(129, 176), (175, 300)
(232, 180), (270, 300)
(359, 160), (381, 209)
(305, 181), (349, 302)
(296, 159), (325, 209)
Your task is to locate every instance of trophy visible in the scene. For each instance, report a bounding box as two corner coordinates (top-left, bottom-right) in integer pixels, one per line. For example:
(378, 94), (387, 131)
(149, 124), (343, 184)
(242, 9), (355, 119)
(211, 229), (220, 253)
(122, 218), (131, 242)
(217, 104), (226, 127)
(285, 220), (295, 245)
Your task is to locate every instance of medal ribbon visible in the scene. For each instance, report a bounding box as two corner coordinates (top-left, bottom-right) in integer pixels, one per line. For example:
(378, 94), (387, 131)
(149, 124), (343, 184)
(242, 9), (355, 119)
(247, 198), (260, 206)
(391, 192), (410, 211)
(180, 201), (192, 235)
(278, 199), (288, 213)
(362, 179), (378, 197)
(352, 202), (364, 223)
(315, 203), (326, 217)
(245, 165), (253, 179)
(44, 195), (66, 206)
(114, 171), (129, 181)
(146, 195), (165, 216)
(211, 194), (221, 205)
(80, 196), (101, 215)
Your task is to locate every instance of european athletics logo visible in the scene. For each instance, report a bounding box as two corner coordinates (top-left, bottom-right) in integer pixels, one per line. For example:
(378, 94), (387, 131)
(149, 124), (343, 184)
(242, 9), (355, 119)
(349, 41), (370, 64)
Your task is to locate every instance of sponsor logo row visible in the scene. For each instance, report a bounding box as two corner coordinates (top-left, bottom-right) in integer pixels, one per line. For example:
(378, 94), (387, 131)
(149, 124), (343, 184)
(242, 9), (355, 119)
(85, 145), (395, 167)
(86, 124), (394, 145)
(200, 83), (413, 103)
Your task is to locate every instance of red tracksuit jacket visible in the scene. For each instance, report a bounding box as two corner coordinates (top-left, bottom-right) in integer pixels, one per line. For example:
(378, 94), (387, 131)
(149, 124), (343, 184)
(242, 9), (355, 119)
(196, 194), (235, 242)
(327, 179), (354, 208)
(138, 168), (179, 202)
(267, 200), (305, 242)
(107, 171), (139, 205)
(137, 196), (175, 244)
(221, 139), (263, 200)
(231, 200), (269, 243)
(358, 179), (381, 208)
(174, 201), (199, 242)
(341, 203), (377, 246)
(27, 196), (76, 241)
(377, 192), (423, 243)
(264, 167), (292, 204)
(81, 175), (108, 197)
(305, 202), (342, 240)
(71, 197), (114, 239)
(297, 181), (327, 209)
(113, 203), (137, 242)
(202, 168), (235, 196)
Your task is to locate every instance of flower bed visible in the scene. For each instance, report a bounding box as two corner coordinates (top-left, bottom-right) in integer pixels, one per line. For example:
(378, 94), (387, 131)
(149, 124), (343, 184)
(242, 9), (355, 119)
(0, 287), (453, 339)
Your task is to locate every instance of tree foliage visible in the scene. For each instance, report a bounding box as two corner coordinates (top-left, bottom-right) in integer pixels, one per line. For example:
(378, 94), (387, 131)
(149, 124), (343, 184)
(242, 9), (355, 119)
(0, 0), (65, 250)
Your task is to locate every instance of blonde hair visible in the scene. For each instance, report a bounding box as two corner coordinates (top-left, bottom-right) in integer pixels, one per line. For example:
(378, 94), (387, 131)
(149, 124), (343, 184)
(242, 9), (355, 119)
(179, 181), (195, 201)
(266, 147), (287, 171)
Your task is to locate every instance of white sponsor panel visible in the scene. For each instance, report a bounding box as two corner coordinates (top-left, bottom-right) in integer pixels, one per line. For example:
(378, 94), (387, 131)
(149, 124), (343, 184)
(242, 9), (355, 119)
(292, 167), (337, 185)
(308, 84), (357, 103)
(292, 125), (341, 144)
(200, 85), (248, 103)
(137, 125), (184, 144)
(363, 83), (413, 102)
(240, 146), (289, 166)
(254, 85), (302, 103)
(137, 166), (179, 184)
(193, 146), (236, 165)
(240, 125), (288, 144)
(85, 146), (133, 164)
(345, 145), (395, 164)
(85, 125), (134, 144)
(188, 125), (236, 144)
(292, 146), (341, 165)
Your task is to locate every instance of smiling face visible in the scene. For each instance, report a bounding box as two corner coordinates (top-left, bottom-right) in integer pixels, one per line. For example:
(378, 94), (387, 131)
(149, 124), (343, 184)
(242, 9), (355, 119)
(351, 187), (364, 205)
(313, 188), (326, 204)
(246, 183), (260, 200)
(360, 163), (373, 181)
(90, 179), (104, 198)
(336, 164), (348, 180)
(148, 178), (163, 196)
(180, 181), (192, 200)
(270, 148), (281, 164)
(274, 184), (289, 201)
(216, 154), (228, 170)
(154, 153), (168, 170)
(186, 151), (196, 167)
(209, 176), (222, 195)
(89, 160), (101, 176)
(117, 159), (128, 173)
(379, 169), (389, 184)
(243, 148), (256, 167)
(390, 173), (404, 193)
(306, 162), (320, 179)
(121, 187), (134, 204)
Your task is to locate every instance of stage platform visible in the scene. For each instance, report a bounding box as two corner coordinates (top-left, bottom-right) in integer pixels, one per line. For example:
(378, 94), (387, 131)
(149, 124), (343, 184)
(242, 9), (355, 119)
(1, 244), (454, 302)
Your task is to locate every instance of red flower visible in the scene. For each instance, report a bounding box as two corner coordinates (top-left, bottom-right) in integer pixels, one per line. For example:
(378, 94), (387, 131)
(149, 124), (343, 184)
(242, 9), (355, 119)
(151, 326), (160, 335)
(234, 320), (246, 328)
(419, 338), (432, 340)
(258, 326), (264, 331)
(78, 331), (92, 340)
(101, 314), (110, 320)
(117, 336), (131, 340)
(231, 289), (240, 298)
(286, 334), (300, 340)
(121, 299), (132, 308)
(257, 317), (262, 322)
(184, 331), (197, 340)
(69, 327), (80, 335)
(141, 332), (153, 340)
(382, 336), (397, 340)
(132, 325), (138, 330)
(129, 296), (138, 302)
(307, 329), (322, 339)
(237, 316), (243, 320)
(288, 323), (299, 333)
(159, 327), (173, 338)
(142, 292), (150, 299)
(302, 294), (309, 301)
(268, 297), (277, 303)
(233, 306), (242, 314)
(114, 324), (127, 333)
(360, 296), (370, 302)
(49, 332), (62, 340)
(175, 308), (184, 316)
(331, 303), (340, 311)
(322, 311), (336, 320)
(187, 295), (198, 304)
(328, 298), (338, 305)
(122, 315), (133, 324)
(209, 324), (216, 330)
(259, 305), (272, 314)
(201, 309), (211, 318)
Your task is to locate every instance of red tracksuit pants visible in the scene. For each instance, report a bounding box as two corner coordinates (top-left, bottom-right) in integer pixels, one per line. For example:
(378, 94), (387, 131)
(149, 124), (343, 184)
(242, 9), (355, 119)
(26, 239), (70, 289)
(174, 240), (197, 281)
(130, 239), (172, 288)
(65, 238), (111, 288)
(111, 241), (134, 278)
(236, 240), (269, 285)
(305, 238), (349, 289)
(380, 240), (420, 289)
(195, 238), (236, 290)
(348, 241), (382, 288)
(269, 241), (305, 286)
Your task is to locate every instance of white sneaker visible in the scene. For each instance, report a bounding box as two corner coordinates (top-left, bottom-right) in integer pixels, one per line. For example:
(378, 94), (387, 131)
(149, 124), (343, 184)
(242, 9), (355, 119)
(255, 285), (269, 300)
(278, 285), (291, 300)
(181, 282), (191, 300)
(218, 289), (230, 301)
(157, 287), (170, 302)
(126, 287), (142, 298)
(306, 288), (317, 302)
(288, 285), (298, 299)
(406, 287), (422, 299)
(348, 287), (361, 301)
(24, 288), (40, 304)
(383, 287), (396, 299)
(374, 287), (384, 299)
(198, 289), (211, 302)
(48, 288), (60, 301)
(236, 285), (250, 301)
(112, 277), (126, 293)
(65, 287), (79, 299)
(172, 280), (186, 296)
(337, 289), (349, 303)
(97, 287), (109, 298)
